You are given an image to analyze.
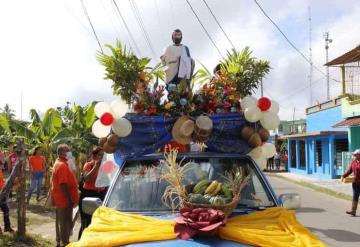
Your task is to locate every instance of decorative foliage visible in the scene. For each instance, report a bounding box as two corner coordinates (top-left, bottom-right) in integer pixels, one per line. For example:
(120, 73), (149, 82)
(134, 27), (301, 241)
(220, 47), (270, 97)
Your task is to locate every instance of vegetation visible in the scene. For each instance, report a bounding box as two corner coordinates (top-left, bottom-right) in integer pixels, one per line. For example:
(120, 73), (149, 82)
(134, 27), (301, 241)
(0, 232), (54, 247)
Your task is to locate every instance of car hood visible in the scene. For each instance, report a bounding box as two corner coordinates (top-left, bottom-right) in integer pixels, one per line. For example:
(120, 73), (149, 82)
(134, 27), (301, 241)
(123, 238), (251, 247)
(119, 211), (254, 247)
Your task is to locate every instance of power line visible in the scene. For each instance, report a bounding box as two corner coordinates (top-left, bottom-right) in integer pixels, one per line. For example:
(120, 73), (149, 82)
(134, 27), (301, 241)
(112, 0), (142, 55)
(80, 0), (104, 53)
(185, 0), (223, 58)
(201, 0), (235, 49)
(253, 0), (340, 83)
(128, 0), (158, 58)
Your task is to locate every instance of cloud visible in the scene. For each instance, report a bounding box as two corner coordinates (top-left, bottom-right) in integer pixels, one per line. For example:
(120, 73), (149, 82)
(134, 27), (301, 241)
(0, 0), (359, 122)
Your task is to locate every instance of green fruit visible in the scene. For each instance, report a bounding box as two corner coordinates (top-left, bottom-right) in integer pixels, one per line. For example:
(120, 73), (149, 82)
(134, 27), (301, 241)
(221, 185), (233, 199)
(193, 179), (210, 194)
(210, 195), (226, 206)
(188, 193), (210, 204)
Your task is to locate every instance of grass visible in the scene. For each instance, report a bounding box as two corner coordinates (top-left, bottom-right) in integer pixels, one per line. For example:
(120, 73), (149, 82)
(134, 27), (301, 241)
(270, 173), (354, 202)
(0, 232), (54, 247)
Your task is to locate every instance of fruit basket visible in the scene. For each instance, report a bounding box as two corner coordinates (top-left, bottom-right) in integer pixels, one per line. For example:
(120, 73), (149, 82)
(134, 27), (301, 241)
(160, 149), (250, 216)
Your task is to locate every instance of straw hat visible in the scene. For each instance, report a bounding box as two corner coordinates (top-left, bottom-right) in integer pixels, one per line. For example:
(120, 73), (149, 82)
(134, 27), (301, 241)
(353, 149), (360, 155)
(192, 115), (213, 143)
(172, 116), (195, 145)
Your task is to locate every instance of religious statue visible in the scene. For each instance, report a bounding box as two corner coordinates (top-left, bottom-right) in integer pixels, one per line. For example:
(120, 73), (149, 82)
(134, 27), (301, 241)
(160, 29), (195, 87)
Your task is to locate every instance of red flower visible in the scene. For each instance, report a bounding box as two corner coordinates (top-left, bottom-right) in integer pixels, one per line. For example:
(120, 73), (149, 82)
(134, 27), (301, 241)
(174, 208), (227, 240)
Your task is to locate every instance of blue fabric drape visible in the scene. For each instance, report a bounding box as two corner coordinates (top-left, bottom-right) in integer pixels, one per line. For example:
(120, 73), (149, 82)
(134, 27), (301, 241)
(114, 113), (253, 165)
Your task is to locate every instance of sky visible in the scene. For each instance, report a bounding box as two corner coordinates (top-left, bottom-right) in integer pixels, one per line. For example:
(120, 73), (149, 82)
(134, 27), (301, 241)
(0, 0), (359, 121)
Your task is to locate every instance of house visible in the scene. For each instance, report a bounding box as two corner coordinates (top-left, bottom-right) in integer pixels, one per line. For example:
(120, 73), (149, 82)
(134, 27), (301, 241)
(278, 44), (360, 179)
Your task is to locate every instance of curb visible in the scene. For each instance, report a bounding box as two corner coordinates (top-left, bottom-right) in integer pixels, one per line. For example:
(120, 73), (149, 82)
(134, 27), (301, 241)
(267, 173), (354, 202)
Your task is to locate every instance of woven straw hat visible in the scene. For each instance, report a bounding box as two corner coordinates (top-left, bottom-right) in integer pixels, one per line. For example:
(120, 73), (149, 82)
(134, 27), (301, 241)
(193, 115), (213, 143)
(353, 149), (360, 155)
(172, 116), (195, 145)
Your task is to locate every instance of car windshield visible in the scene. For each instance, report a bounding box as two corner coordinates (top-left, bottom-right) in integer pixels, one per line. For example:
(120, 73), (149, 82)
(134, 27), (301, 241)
(106, 157), (275, 212)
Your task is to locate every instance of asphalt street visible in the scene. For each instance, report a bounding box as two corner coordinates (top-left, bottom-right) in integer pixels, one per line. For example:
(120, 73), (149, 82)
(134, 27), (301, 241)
(267, 174), (360, 247)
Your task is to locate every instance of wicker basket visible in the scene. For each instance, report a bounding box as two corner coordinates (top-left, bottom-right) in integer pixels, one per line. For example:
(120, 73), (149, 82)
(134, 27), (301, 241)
(182, 195), (240, 216)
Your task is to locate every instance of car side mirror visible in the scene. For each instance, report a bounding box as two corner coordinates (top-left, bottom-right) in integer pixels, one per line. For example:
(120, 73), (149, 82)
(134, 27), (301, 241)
(278, 193), (301, 210)
(82, 197), (103, 215)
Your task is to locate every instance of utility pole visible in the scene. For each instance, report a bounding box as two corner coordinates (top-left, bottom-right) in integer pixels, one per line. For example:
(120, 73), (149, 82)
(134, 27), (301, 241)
(308, 4), (313, 105)
(260, 79), (264, 97)
(324, 32), (332, 100)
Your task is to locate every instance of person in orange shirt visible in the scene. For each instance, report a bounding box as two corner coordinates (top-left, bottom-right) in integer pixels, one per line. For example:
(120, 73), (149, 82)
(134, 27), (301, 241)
(78, 147), (107, 239)
(51, 144), (79, 247)
(0, 157), (15, 233)
(26, 147), (46, 203)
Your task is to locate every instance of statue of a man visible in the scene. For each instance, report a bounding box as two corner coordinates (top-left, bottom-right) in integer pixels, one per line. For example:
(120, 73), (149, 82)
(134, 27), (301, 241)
(160, 29), (195, 86)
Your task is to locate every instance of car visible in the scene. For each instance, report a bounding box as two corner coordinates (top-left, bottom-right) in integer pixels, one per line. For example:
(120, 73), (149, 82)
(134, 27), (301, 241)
(83, 152), (301, 246)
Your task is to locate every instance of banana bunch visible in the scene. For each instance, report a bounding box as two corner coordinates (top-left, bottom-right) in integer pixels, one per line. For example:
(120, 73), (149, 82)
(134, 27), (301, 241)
(193, 179), (211, 194)
(204, 181), (222, 196)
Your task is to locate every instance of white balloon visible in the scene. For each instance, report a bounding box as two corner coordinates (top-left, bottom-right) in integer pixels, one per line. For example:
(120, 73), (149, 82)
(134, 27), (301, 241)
(92, 120), (111, 138)
(112, 118), (132, 137)
(253, 156), (267, 170)
(260, 111), (280, 130)
(244, 106), (262, 122)
(240, 96), (257, 110)
(247, 146), (263, 159)
(262, 143), (276, 158)
(269, 100), (279, 114)
(110, 98), (129, 118)
(95, 102), (111, 118)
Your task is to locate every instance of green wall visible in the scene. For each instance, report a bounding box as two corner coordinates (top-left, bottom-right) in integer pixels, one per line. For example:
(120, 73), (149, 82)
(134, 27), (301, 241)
(349, 126), (360, 152)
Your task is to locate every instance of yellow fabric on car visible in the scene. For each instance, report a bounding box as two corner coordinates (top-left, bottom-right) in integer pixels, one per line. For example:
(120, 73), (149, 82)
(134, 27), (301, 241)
(68, 206), (325, 247)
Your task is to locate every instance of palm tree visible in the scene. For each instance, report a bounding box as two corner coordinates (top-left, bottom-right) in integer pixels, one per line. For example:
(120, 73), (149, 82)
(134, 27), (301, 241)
(0, 104), (16, 120)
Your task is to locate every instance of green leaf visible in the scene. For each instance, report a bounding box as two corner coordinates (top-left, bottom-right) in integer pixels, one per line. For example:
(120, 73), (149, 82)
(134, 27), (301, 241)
(85, 101), (97, 129)
(42, 108), (62, 137)
(0, 114), (10, 132)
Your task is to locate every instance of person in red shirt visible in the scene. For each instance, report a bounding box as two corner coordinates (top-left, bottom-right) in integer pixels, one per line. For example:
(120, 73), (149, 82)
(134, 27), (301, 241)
(341, 149), (360, 216)
(78, 147), (107, 239)
(27, 147), (46, 203)
(51, 144), (79, 247)
(0, 160), (15, 233)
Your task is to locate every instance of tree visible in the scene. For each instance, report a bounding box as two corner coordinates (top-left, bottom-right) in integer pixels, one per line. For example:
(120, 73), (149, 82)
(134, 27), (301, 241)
(0, 104), (16, 120)
(29, 108), (63, 187)
(56, 102), (98, 178)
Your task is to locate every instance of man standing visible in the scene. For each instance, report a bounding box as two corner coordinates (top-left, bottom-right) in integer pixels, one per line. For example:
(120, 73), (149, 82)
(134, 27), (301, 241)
(160, 29), (195, 87)
(52, 144), (79, 247)
(341, 149), (360, 216)
(27, 147), (46, 203)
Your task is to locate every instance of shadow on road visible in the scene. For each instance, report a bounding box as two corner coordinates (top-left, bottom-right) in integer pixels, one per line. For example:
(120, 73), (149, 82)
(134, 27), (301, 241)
(308, 227), (360, 242)
(296, 207), (326, 213)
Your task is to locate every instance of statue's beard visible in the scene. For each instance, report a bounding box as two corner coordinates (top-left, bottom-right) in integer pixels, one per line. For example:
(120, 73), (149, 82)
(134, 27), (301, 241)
(174, 38), (182, 44)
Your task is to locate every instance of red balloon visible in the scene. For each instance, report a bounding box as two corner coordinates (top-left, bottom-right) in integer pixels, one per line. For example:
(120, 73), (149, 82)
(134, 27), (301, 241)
(102, 160), (115, 174)
(257, 97), (271, 111)
(100, 112), (114, 126)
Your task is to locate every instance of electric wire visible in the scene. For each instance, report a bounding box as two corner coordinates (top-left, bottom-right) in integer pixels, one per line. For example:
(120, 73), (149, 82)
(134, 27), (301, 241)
(80, 0), (104, 53)
(128, 0), (158, 58)
(112, 0), (142, 55)
(253, 0), (340, 83)
(202, 0), (235, 49)
(185, 0), (223, 58)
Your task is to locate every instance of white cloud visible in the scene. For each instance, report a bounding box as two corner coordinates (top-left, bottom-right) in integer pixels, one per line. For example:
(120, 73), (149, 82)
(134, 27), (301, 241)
(0, 0), (359, 122)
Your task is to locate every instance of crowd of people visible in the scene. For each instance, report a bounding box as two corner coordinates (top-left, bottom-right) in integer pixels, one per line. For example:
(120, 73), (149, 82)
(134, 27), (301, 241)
(0, 144), (107, 247)
(266, 151), (288, 171)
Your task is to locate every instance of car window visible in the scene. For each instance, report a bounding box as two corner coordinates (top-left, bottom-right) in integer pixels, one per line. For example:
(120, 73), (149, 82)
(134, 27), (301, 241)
(106, 157), (275, 212)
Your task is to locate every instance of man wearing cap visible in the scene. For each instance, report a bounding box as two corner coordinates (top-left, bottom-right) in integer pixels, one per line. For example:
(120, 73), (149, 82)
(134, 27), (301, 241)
(341, 149), (360, 216)
(160, 29), (195, 88)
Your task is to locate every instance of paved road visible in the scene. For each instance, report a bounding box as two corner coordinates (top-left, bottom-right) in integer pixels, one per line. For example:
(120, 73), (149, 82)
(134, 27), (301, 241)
(267, 174), (360, 247)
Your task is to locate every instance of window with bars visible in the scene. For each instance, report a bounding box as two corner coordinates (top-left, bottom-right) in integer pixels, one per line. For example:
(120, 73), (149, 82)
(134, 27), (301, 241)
(290, 141), (296, 168)
(335, 139), (349, 169)
(316, 140), (322, 166)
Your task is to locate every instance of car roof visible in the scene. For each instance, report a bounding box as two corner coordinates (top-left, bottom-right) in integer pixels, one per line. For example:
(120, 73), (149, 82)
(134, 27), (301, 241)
(124, 152), (252, 161)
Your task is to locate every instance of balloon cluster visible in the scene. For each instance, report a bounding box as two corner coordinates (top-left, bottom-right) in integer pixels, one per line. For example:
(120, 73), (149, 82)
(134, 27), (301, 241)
(241, 96), (280, 130)
(92, 99), (133, 153)
(240, 96), (280, 170)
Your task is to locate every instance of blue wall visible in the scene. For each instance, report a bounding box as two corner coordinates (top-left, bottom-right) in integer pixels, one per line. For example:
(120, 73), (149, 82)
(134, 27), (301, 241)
(287, 133), (347, 179)
(306, 106), (347, 132)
